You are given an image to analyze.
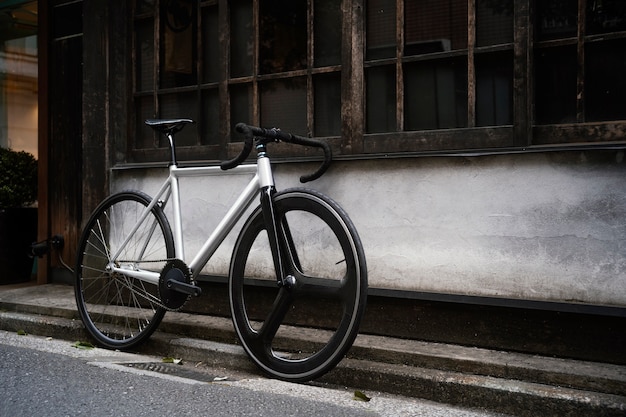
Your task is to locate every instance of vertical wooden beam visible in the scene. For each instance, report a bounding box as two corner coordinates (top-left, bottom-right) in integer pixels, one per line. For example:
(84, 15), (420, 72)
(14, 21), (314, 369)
(341, 0), (364, 153)
(467, 0), (476, 128)
(512, 0), (531, 146)
(396, 0), (404, 132)
(576, 0), (586, 123)
(307, 0), (314, 136)
(218, 0), (230, 150)
(37, 1), (50, 284)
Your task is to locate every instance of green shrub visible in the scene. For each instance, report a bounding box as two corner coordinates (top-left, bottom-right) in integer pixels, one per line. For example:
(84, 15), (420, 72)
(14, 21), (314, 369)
(0, 147), (38, 209)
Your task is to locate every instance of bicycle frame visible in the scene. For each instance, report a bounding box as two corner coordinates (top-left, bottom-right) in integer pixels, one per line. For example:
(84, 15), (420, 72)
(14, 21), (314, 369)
(109, 155), (276, 285)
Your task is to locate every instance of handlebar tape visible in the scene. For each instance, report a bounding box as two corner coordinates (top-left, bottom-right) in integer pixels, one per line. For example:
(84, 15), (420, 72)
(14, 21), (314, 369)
(221, 123), (332, 183)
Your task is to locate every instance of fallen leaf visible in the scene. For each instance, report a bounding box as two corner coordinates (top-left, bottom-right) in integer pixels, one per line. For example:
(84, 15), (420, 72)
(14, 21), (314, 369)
(353, 390), (371, 402)
(72, 341), (95, 350)
(162, 357), (183, 364)
(17, 329), (27, 336)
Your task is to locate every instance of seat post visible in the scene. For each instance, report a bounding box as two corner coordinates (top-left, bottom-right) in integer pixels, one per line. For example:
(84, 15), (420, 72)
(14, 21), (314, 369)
(166, 132), (178, 166)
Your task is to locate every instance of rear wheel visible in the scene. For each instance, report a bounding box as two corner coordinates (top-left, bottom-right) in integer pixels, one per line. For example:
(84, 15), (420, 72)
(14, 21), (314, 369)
(229, 189), (367, 381)
(75, 191), (174, 349)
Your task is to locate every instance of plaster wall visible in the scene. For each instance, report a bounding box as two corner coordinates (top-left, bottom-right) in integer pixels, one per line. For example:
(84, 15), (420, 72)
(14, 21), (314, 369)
(112, 150), (626, 307)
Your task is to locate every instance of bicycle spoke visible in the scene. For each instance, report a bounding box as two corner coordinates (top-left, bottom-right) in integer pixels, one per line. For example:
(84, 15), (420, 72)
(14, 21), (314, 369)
(257, 288), (294, 346)
(75, 191), (173, 349)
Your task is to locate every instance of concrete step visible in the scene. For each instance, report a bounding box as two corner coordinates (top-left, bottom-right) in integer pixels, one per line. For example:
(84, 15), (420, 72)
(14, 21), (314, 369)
(1, 283), (625, 416)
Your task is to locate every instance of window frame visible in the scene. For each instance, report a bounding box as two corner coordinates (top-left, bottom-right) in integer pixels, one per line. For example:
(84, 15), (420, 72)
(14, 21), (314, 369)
(127, 0), (626, 167)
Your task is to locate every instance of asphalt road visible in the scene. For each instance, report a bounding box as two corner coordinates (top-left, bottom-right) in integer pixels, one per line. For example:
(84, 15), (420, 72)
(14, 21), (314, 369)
(0, 330), (507, 417)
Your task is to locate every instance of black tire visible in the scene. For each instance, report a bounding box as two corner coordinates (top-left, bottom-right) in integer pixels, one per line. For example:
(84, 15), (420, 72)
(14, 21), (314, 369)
(229, 188), (367, 381)
(75, 191), (174, 349)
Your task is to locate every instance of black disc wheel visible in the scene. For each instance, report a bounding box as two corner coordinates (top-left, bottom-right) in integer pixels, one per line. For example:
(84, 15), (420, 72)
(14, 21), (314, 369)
(75, 191), (174, 349)
(229, 188), (367, 381)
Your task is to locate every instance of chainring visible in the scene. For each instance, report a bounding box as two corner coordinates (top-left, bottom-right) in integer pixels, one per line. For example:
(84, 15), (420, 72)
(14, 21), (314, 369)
(159, 259), (192, 310)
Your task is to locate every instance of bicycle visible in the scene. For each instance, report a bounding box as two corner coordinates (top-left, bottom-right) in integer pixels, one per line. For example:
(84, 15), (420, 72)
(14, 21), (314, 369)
(74, 119), (368, 381)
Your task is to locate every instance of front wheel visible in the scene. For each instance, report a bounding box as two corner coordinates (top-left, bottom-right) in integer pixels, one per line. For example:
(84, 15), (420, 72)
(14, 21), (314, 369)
(229, 189), (367, 381)
(75, 191), (174, 349)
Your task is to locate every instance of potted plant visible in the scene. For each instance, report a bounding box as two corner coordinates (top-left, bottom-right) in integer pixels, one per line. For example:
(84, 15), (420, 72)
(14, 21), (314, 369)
(0, 147), (38, 284)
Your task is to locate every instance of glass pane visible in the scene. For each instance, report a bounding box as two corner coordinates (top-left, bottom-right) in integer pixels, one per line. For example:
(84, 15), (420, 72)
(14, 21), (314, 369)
(404, 58), (467, 130)
(136, 0), (156, 14)
(534, 46), (577, 124)
(231, 0), (253, 77)
(476, 52), (513, 126)
(201, 89), (220, 145)
(159, 92), (198, 147)
(366, 66), (396, 133)
(259, 0), (307, 74)
(585, 39), (626, 122)
(230, 83), (252, 135)
(536, 0), (577, 41)
(587, 0), (626, 35)
(160, 0), (197, 88)
(314, 73), (341, 136)
(476, 0), (513, 46)
(405, 0), (467, 56)
(260, 78), (307, 135)
(202, 5), (219, 83)
(0, 2), (38, 158)
(136, 96), (156, 149)
(314, 0), (341, 67)
(367, 0), (396, 60)
(136, 18), (154, 92)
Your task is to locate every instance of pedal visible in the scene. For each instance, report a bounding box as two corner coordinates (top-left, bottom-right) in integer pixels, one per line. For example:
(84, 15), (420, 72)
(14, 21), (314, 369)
(159, 259), (201, 309)
(166, 278), (202, 297)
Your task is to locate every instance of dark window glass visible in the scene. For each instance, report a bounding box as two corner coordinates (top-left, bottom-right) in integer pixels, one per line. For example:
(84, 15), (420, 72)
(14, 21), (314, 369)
(585, 39), (626, 122)
(202, 5), (219, 83)
(366, 0), (396, 60)
(230, 83), (252, 135)
(535, 45), (577, 124)
(404, 58), (467, 130)
(136, 18), (154, 92)
(230, 0), (253, 77)
(536, 0), (577, 41)
(366, 65), (396, 133)
(136, 96), (156, 148)
(259, 0), (307, 74)
(314, 0), (342, 67)
(405, 0), (468, 56)
(160, 0), (197, 88)
(476, 52), (513, 126)
(587, 0), (626, 35)
(260, 78), (307, 135)
(314, 73), (341, 136)
(201, 89), (220, 145)
(476, 0), (513, 46)
(136, 0), (156, 14)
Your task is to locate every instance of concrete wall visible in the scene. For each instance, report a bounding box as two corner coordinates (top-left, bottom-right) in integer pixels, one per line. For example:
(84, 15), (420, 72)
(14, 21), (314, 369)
(112, 149), (626, 307)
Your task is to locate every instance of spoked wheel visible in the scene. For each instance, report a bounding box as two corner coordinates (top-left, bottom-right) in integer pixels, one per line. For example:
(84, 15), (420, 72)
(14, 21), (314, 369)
(229, 188), (367, 381)
(75, 191), (174, 349)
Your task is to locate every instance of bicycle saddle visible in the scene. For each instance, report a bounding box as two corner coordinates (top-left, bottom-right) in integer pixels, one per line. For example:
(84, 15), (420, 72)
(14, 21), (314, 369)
(145, 118), (195, 135)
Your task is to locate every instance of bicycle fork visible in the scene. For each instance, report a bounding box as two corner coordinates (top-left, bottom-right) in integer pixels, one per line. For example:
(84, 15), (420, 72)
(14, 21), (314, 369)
(257, 155), (298, 290)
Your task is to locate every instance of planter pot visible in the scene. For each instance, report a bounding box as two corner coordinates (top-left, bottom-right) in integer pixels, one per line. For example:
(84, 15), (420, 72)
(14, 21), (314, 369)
(0, 208), (37, 284)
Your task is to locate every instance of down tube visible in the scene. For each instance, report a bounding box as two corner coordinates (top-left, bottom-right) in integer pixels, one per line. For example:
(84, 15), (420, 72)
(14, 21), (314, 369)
(188, 175), (260, 277)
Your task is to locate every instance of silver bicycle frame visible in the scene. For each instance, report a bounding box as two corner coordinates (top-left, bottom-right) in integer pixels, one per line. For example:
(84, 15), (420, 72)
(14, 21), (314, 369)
(109, 156), (275, 284)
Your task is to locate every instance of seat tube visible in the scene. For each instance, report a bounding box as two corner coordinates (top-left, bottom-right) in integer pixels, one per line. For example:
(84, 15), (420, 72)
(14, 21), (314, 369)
(169, 166), (184, 259)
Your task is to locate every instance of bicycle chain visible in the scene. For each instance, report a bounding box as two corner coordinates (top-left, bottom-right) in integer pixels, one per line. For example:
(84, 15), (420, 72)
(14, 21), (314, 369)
(112, 258), (195, 312)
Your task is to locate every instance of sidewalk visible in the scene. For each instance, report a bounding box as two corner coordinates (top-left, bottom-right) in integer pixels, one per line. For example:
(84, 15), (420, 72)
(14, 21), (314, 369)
(1, 283), (625, 416)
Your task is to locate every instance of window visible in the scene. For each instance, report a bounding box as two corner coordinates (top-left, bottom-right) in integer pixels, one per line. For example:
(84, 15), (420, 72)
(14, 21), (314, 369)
(364, 0), (513, 136)
(535, 0), (626, 125)
(130, 1), (626, 164)
(132, 0), (342, 163)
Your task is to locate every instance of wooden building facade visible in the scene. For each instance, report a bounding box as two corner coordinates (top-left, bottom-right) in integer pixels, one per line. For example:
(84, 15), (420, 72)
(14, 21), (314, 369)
(25, 0), (626, 360)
